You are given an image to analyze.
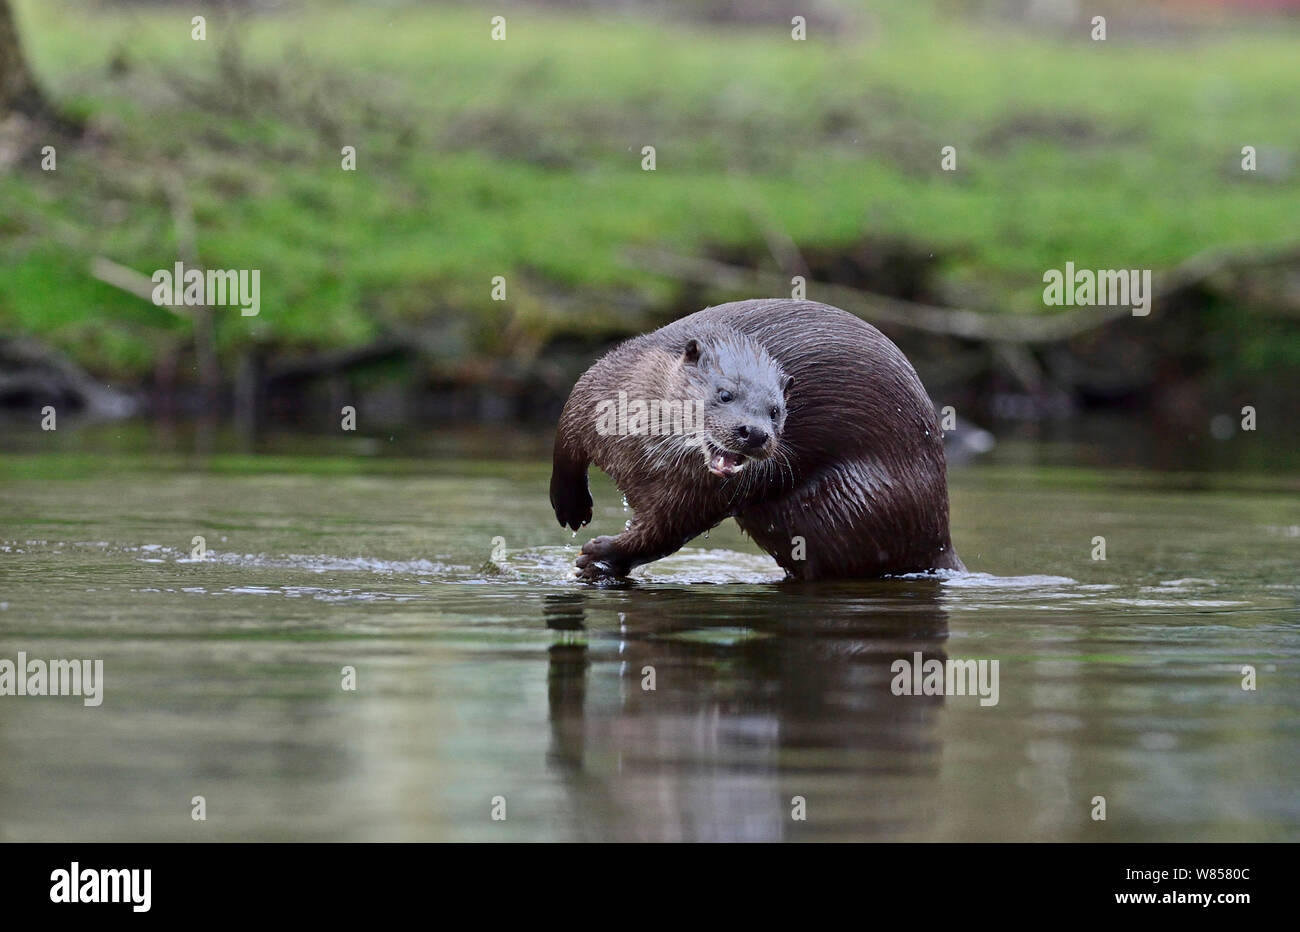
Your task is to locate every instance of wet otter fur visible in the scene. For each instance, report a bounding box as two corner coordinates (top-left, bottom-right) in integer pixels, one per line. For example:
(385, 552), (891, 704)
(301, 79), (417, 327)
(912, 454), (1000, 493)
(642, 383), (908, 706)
(549, 299), (963, 581)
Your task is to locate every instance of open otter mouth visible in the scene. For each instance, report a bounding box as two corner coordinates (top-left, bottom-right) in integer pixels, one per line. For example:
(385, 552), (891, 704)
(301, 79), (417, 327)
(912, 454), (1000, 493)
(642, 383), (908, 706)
(706, 442), (747, 478)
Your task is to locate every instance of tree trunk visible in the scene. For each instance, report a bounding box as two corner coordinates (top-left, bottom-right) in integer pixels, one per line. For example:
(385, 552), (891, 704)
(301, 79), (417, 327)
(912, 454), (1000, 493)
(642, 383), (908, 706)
(0, 0), (50, 118)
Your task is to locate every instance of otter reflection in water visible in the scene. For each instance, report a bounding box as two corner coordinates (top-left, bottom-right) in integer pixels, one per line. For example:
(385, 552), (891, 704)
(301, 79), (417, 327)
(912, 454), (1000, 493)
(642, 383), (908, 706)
(542, 580), (951, 842)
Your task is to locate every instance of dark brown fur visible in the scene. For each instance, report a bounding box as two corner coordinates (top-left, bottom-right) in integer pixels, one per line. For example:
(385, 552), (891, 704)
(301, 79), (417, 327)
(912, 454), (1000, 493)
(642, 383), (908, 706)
(550, 299), (963, 581)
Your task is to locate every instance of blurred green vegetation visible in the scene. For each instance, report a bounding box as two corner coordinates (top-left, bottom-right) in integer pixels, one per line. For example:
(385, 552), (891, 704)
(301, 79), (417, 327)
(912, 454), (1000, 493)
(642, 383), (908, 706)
(1, 0), (1298, 379)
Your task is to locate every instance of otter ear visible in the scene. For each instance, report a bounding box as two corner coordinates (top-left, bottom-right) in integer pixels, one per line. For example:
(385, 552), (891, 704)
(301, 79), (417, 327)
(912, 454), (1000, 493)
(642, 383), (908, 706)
(782, 373), (794, 395)
(683, 339), (701, 365)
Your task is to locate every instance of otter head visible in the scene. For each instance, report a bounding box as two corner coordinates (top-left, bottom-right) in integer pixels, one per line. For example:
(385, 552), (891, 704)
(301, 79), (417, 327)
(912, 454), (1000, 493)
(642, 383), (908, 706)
(681, 332), (792, 479)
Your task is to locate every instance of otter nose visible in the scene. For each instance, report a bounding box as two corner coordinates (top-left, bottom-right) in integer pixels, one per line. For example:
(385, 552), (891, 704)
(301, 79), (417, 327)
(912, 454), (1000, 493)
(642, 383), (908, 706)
(735, 425), (769, 451)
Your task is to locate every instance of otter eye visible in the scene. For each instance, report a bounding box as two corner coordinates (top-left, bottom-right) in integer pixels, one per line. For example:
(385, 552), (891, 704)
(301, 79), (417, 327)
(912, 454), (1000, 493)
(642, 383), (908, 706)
(718, 389), (734, 403)
(769, 406), (779, 420)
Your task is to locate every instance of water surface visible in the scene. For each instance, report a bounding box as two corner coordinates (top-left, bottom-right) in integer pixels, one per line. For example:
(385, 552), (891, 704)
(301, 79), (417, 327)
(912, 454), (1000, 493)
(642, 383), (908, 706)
(1, 436), (1297, 841)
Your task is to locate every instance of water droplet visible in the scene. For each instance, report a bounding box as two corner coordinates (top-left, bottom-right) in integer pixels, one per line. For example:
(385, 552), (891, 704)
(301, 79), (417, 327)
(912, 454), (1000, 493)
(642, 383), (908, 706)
(704, 530), (710, 539)
(624, 520), (632, 531)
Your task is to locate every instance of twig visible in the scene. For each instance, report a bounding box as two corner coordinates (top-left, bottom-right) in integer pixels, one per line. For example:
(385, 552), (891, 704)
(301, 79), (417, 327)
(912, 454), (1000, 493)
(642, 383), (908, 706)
(629, 247), (1127, 343)
(629, 241), (1300, 344)
(162, 171), (221, 403)
(89, 256), (189, 318)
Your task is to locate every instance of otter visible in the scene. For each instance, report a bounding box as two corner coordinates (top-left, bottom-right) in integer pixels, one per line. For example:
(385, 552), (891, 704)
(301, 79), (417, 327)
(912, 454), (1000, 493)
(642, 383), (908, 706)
(549, 299), (963, 581)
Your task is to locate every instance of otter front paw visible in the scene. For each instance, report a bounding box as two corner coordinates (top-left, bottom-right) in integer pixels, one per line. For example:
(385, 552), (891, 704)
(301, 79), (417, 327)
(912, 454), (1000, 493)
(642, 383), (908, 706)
(575, 536), (631, 580)
(550, 477), (593, 532)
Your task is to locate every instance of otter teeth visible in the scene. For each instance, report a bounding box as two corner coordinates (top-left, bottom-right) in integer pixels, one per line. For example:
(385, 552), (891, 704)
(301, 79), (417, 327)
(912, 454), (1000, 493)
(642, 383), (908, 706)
(709, 449), (747, 478)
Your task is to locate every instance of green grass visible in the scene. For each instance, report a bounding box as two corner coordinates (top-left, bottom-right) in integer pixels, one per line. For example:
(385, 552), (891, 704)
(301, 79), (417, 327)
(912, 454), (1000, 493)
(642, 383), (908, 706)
(2, 0), (1298, 377)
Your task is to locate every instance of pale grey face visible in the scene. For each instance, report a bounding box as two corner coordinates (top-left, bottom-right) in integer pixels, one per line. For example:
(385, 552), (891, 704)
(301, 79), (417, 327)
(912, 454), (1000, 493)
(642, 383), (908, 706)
(682, 334), (791, 478)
